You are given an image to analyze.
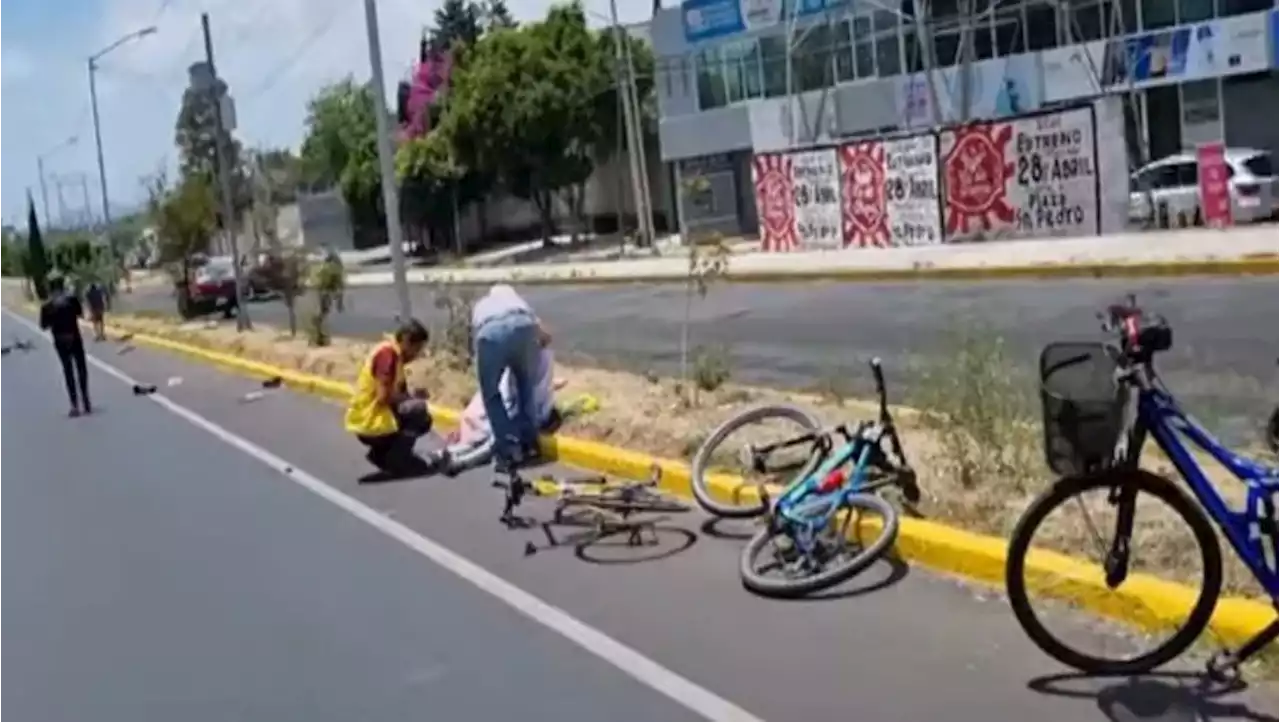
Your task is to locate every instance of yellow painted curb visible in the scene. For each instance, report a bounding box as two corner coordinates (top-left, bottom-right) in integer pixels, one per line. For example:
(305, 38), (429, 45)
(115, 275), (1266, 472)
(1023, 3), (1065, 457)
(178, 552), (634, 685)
(423, 256), (1279, 288)
(98, 317), (1278, 650)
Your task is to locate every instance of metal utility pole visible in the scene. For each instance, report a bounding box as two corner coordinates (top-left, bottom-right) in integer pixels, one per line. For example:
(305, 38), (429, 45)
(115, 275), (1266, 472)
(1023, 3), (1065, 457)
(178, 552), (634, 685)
(88, 62), (112, 232)
(37, 159), (52, 229)
(609, 0), (652, 249)
(201, 13), (251, 330)
(80, 175), (93, 229)
(362, 0), (412, 322)
(908, 0), (944, 128)
(55, 179), (69, 228)
(957, 0), (975, 122)
(620, 25), (655, 249)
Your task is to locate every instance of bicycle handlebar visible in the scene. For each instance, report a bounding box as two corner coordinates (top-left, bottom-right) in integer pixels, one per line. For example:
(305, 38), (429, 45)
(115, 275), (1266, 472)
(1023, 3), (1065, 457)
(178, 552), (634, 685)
(869, 357), (888, 419)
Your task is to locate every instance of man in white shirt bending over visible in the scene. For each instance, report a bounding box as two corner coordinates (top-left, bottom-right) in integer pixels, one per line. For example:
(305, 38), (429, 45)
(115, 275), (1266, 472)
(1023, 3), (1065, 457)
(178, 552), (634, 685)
(470, 284), (549, 474)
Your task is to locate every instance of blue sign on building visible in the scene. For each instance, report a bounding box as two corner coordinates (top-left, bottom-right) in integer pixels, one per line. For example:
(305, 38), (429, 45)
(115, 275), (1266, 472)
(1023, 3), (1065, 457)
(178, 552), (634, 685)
(683, 0), (746, 43)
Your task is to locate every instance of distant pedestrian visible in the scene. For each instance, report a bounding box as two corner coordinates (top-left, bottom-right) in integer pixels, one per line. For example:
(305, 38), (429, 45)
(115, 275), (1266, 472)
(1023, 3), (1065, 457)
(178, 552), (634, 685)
(39, 276), (92, 417)
(84, 280), (108, 341)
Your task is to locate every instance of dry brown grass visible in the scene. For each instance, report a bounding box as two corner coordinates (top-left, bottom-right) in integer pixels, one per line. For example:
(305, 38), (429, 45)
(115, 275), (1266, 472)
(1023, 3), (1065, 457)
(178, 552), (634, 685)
(107, 312), (1268, 597)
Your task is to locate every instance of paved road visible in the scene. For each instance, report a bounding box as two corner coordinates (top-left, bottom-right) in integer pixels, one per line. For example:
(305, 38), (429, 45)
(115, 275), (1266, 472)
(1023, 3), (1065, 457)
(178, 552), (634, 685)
(119, 276), (1278, 441)
(4, 315), (1275, 721)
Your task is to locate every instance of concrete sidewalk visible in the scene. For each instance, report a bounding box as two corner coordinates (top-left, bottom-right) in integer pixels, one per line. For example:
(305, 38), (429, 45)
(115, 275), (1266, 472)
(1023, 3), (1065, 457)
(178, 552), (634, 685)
(344, 227), (1278, 287)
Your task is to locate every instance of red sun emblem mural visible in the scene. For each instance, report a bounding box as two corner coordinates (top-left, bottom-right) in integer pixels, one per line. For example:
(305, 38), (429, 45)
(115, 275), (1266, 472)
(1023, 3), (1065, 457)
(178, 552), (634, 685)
(839, 142), (888, 248)
(943, 123), (1016, 239)
(753, 154), (797, 252)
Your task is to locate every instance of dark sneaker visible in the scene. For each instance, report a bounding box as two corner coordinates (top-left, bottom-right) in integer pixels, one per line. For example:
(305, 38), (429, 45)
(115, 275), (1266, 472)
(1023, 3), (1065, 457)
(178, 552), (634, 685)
(68, 407), (81, 418)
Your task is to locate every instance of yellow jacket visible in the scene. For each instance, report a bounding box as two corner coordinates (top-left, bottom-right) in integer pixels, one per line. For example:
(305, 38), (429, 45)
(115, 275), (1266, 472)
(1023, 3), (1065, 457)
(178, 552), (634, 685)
(344, 339), (405, 436)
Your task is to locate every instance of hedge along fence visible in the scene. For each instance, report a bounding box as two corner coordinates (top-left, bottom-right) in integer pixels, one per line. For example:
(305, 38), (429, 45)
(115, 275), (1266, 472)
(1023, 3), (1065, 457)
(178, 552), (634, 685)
(750, 100), (1132, 252)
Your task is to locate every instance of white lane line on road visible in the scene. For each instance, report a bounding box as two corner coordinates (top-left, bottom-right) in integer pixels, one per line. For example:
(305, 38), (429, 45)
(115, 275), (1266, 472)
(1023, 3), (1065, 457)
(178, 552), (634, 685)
(4, 311), (764, 722)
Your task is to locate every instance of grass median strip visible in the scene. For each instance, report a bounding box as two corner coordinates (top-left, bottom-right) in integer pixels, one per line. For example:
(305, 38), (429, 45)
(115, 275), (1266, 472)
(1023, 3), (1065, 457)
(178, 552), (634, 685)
(68, 310), (1276, 652)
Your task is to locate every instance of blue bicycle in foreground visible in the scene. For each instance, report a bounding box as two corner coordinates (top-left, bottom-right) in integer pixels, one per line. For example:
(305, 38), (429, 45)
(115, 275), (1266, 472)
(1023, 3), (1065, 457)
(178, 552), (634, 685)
(1005, 296), (1278, 680)
(690, 359), (919, 598)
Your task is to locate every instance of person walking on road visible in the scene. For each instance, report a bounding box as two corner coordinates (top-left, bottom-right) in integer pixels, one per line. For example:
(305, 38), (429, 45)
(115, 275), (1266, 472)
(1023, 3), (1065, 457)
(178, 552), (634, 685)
(39, 275), (92, 417)
(472, 284), (550, 474)
(84, 280), (108, 341)
(344, 319), (434, 476)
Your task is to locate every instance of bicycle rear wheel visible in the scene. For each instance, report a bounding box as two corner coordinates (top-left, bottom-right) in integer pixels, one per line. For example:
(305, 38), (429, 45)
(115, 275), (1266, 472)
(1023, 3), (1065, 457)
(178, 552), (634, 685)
(739, 493), (899, 598)
(564, 488), (690, 515)
(1005, 469), (1222, 675)
(690, 403), (823, 519)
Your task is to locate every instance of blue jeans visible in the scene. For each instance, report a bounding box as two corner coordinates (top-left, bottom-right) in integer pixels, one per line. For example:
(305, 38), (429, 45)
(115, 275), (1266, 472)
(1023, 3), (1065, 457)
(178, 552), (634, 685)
(475, 312), (540, 465)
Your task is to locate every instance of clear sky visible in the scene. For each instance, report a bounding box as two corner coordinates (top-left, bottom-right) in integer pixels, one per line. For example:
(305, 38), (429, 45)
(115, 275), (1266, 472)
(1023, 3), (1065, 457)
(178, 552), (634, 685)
(1, 0), (656, 228)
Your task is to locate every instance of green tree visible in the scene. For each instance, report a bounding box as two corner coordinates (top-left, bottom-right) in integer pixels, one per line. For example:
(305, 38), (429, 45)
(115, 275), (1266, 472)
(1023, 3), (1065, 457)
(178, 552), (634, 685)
(396, 131), (463, 253)
(147, 172), (216, 315)
(174, 79), (251, 215)
(443, 2), (614, 243)
(479, 0), (515, 32)
(429, 0), (482, 54)
(25, 196), (50, 299)
(299, 78), (384, 248)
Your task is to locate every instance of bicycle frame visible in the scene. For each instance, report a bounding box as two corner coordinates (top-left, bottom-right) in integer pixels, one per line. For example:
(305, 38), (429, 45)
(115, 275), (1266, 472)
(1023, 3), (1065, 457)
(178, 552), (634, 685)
(1136, 382), (1279, 601)
(771, 434), (879, 554)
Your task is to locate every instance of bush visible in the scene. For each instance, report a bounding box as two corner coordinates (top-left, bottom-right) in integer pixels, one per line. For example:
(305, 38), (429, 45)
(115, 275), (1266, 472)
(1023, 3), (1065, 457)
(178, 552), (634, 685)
(912, 324), (1040, 492)
(692, 343), (732, 393)
(432, 286), (478, 369)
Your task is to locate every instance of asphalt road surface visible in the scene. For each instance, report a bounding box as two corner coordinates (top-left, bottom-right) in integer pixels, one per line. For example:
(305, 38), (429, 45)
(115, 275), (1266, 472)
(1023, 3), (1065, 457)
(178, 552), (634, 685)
(120, 276), (1278, 442)
(3, 314), (1275, 721)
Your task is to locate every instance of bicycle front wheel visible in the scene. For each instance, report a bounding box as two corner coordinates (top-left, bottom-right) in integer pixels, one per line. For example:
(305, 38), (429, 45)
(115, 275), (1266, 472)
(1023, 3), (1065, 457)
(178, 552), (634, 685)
(739, 493), (899, 598)
(689, 404), (823, 519)
(1005, 469), (1223, 675)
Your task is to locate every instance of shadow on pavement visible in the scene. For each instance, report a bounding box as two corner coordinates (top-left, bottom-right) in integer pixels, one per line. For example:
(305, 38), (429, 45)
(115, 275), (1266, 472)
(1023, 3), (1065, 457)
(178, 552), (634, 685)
(1027, 671), (1277, 722)
(773, 554), (911, 603)
(574, 525), (699, 566)
(700, 516), (759, 541)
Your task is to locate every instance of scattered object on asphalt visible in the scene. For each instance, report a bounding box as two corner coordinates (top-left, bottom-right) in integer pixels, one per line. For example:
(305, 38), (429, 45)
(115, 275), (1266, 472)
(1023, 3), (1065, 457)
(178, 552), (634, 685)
(261, 376), (283, 389)
(132, 384), (158, 395)
(240, 391), (268, 403)
(166, 376), (183, 387)
(3, 339), (35, 355)
(117, 345), (136, 355)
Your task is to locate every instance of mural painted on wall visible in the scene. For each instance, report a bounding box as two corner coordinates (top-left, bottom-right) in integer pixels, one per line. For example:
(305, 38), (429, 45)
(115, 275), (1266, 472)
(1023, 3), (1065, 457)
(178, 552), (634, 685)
(751, 153), (797, 251)
(939, 107), (1098, 242)
(755, 105), (1104, 251)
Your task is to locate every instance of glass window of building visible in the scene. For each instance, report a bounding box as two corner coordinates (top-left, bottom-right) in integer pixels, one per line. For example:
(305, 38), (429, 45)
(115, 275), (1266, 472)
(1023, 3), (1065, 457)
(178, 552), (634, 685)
(934, 31), (960, 68)
(1070, 1), (1103, 42)
(874, 11), (902, 76)
(1026, 4), (1058, 50)
(696, 48), (728, 110)
(1140, 0), (1177, 29)
(1106, 0), (1138, 36)
(853, 15), (876, 78)
(723, 43), (745, 104)
(791, 23), (833, 93)
(742, 40), (763, 99)
(1177, 0), (1214, 23)
(1220, 0), (1275, 16)
(834, 19), (856, 83)
(995, 6), (1026, 56)
(974, 24), (995, 60)
(759, 34), (788, 98)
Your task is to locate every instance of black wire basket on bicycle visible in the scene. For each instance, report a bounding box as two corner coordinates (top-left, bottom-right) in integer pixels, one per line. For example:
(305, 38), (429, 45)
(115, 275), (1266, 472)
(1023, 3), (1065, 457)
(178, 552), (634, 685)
(1038, 341), (1128, 478)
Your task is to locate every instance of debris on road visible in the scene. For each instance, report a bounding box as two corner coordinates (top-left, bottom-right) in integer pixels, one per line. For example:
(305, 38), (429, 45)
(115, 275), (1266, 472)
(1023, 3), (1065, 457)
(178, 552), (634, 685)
(132, 384), (158, 396)
(166, 377), (183, 387)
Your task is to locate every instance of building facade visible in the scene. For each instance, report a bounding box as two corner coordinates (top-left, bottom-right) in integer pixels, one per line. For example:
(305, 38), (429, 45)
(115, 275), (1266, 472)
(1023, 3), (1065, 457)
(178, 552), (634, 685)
(652, 0), (1278, 237)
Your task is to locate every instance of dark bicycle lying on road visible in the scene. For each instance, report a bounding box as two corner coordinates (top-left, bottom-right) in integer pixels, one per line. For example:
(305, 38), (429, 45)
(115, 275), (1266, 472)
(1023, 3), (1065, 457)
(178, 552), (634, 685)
(1005, 295), (1278, 681)
(493, 464), (690, 558)
(689, 358), (920, 598)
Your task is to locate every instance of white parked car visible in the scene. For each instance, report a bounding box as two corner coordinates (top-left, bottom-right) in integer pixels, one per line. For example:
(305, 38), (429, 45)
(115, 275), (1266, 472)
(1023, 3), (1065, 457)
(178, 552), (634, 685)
(1128, 148), (1278, 227)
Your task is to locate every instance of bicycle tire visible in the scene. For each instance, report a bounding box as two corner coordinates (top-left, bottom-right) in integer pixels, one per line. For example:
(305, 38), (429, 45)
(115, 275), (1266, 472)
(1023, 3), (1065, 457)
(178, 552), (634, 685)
(690, 403), (823, 519)
(1266, 408), (1278, 454)
(739, 493), (899, 598)
(1004, 469), (1223, 675)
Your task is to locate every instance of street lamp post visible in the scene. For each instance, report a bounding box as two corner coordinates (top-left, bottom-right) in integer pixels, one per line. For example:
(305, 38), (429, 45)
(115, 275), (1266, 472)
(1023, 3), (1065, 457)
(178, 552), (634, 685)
(87, 26), (157, 250)
(36, 135), (79, 230)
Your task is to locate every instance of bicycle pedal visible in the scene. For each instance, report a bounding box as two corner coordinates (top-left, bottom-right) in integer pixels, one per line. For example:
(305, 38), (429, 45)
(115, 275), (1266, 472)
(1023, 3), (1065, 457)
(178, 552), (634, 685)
(523, 541), (538, 557)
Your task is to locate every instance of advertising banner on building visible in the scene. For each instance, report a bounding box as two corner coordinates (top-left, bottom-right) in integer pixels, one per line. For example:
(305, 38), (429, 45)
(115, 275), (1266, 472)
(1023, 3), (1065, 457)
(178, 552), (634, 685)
(682, 0), (842, 43)
(897, 55), (1044, 128)
(840, 135), (941, 248)
(1196, 142), (1232, 228)
(939, 106), (1099, 242)
(790, 148), (844, 250)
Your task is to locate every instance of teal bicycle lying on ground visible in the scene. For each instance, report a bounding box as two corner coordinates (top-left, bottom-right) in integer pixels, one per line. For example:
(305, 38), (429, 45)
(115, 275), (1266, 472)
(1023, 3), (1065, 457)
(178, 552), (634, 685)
(1005, 296), (1278, 680)
(690, 358), (920, 598)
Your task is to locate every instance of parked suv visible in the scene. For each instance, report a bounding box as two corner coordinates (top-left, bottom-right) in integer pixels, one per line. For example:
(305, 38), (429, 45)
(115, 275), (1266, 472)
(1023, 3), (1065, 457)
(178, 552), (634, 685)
(1129, 148), (1278, 228)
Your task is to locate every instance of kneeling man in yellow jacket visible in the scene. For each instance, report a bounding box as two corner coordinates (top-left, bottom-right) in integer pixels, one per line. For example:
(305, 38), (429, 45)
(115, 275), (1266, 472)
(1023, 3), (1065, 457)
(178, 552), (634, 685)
(345, 319), (434, 475)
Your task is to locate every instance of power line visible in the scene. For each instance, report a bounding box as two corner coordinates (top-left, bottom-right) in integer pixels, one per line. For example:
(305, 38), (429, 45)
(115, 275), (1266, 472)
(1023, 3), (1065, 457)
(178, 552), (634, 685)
(239, 0), (354, 102)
